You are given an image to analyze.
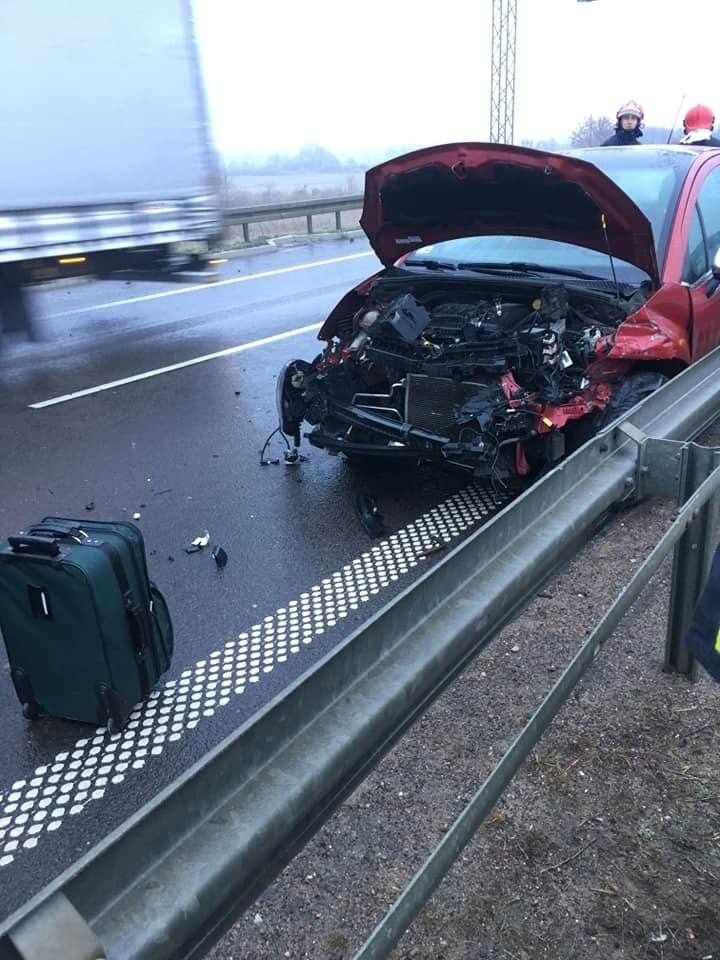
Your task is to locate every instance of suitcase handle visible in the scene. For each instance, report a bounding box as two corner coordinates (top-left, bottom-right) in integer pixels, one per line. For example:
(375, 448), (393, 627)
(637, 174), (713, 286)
(8, 535), (61, 557)
(28, 523), (85, 542)
(123, 596), (150, 654)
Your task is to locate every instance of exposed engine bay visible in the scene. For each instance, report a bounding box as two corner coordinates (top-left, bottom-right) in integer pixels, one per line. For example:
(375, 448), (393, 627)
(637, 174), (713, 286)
(279, 275), (644, 484)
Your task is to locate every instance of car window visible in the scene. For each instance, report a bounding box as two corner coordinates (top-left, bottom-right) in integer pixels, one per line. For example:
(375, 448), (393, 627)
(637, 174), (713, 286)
(402, 149), (691, 284)
(697, 164), (720, 265)
(683, 206), (708, 284)
(405, 235), (644, 283)
(570, 148), (691, 269)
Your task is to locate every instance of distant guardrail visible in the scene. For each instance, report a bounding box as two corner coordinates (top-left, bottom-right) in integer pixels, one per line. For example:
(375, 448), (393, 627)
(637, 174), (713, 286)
(223, 194), (364, 241)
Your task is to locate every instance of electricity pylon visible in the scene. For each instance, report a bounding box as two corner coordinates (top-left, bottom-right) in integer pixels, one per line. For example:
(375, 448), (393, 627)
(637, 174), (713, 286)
(489, 0), (517, 143)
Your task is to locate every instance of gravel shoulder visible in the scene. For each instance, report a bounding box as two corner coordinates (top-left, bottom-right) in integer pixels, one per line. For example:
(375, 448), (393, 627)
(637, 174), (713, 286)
(209, 431), (720, 960)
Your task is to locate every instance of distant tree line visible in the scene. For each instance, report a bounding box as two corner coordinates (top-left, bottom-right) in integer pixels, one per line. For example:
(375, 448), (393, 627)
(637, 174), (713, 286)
(227, 144), (366, 175)
(224, 119), (687, 177)
(569, 116), (678, 147)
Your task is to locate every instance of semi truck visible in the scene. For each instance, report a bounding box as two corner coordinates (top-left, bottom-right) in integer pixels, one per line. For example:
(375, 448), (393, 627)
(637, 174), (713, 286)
(0, 0), (223, 337)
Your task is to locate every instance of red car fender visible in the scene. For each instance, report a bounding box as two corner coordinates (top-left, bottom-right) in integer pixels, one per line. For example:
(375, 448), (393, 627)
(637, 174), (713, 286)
(318, 273), (380, 341)
(605, 283), (692, 364)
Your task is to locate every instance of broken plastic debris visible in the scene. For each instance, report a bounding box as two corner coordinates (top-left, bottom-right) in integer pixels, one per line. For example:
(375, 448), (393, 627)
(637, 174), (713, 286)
(184, 530), (210, 554)
(419, 540), (445, 558)
(212, 546), (228, 568)
(84, 502), (95, 512)
(356, 493), (388, 538)
(284, 448), (309, 465)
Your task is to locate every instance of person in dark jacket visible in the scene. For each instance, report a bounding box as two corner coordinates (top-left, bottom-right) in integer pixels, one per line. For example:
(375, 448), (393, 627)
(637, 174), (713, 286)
(602, 100), (644, 146)
(680, 104), (720, 146)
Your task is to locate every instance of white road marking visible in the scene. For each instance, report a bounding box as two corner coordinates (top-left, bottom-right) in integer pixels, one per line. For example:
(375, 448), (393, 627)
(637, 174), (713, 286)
(45, 251), (375, 318)
(29, 323), (321, 409)
(0, 484), (505, 869)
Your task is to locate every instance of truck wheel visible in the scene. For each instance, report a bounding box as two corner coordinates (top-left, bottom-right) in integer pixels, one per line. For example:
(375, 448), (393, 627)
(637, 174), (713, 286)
(0, 281), (38, 341)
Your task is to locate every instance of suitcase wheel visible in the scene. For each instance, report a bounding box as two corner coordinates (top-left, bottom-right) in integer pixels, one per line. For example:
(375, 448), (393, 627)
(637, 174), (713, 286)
(96, 683), (126, 734)
(12, 669), (42, 721)
(22, 700), (41, 720)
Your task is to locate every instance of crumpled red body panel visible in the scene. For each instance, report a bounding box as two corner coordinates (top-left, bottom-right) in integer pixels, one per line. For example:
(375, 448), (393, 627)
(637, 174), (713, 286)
(605, 283), (691, 365)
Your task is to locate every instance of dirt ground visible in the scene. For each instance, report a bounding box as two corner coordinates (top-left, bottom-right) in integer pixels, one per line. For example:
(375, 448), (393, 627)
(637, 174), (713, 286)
(208, 465), (720, 959)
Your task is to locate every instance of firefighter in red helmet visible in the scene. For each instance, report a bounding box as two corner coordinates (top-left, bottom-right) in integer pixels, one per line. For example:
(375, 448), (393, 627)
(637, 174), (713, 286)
(680, 104), (720, 146)
(602, 100), (644, 146)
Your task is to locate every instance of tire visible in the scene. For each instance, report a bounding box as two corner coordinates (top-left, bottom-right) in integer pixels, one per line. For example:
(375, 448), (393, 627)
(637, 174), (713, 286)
(0, 280), (38, 341)
(597, 371), (669, 430)
(564, 370), (669, 456)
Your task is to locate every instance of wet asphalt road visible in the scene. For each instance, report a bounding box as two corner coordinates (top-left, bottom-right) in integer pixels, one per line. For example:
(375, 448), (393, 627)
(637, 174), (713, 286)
(0, 237), (491, 922)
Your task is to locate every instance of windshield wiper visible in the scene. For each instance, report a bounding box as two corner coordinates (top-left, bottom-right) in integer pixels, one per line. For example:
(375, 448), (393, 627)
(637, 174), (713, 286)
(404, 258), (457, 271)
(456, 261), (604, 281)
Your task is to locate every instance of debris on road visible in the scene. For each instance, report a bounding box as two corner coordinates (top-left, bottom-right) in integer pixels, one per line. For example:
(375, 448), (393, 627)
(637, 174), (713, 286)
(212, 546), (228, 568)
(184, 530), (210, 554)
(356, 493), (388, 539)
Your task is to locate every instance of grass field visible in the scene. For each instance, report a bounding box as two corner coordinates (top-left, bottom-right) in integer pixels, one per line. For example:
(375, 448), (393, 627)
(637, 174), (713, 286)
(226, 171), (363, 203)
(222, 172), (364, 244)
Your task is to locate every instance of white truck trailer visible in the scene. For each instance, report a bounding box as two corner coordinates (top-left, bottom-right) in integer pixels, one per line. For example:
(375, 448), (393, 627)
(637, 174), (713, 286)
(0, 0), (223, 336)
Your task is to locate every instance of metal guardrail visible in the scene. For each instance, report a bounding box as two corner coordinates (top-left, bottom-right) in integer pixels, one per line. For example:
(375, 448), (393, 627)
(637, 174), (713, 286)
(2, 348), (720, 960)
(223, 194), (364, 241)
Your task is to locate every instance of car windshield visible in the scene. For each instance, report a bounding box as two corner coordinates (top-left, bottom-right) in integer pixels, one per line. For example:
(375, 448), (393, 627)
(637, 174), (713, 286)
(403, 147), (692, 284)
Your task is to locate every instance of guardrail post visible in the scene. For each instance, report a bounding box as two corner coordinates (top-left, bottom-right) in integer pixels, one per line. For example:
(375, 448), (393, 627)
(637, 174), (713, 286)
(306, 214), (313, 234)
(242, 222), (250, 243)
(335, 210), (342, 230)
(2, 893), (105, 960)
(664, 443), (720, 675)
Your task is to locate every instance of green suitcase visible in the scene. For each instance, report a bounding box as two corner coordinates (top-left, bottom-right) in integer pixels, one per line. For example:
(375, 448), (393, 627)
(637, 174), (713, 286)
(0, 517), (173, 732)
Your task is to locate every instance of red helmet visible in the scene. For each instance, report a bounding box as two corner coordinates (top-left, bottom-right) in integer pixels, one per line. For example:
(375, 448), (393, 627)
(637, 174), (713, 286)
(616, 99), (644, 121)
(684, 104), (715, 131)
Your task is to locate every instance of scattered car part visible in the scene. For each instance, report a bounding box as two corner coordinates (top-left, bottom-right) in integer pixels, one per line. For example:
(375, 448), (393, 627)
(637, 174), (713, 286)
(212, 546), (228, 568)
(355, 493), (388, 538)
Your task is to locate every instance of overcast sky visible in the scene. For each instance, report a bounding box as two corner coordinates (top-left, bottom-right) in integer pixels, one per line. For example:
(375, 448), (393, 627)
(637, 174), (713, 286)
(192, 0), (717, 157)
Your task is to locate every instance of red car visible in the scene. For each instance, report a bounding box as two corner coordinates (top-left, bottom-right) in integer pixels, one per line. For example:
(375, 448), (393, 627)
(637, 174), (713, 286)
(278, 142), (720, 487)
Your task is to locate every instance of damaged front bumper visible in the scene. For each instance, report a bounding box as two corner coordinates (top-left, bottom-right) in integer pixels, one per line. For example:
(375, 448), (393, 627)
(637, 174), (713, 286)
(277, 359), (538, 473)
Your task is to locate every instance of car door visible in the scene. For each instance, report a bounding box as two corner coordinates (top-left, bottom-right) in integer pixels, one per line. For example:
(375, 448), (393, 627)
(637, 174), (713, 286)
(677, 157), (720, 360)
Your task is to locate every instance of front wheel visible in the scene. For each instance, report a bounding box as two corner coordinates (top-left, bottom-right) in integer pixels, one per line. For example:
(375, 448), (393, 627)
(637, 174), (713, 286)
(597, 370), (669, 430)
(564, 370), (669, 456)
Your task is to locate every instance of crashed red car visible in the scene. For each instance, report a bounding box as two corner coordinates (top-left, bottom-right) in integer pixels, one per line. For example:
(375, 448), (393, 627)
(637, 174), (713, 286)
(278, 142), (720, 487)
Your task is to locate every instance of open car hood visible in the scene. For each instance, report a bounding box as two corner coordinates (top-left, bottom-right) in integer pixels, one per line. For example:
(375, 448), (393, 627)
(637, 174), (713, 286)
(359, 142), (659, 284)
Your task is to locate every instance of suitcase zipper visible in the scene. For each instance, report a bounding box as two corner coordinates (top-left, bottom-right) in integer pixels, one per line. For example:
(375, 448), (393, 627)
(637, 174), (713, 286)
(88, 541), (152, 699)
